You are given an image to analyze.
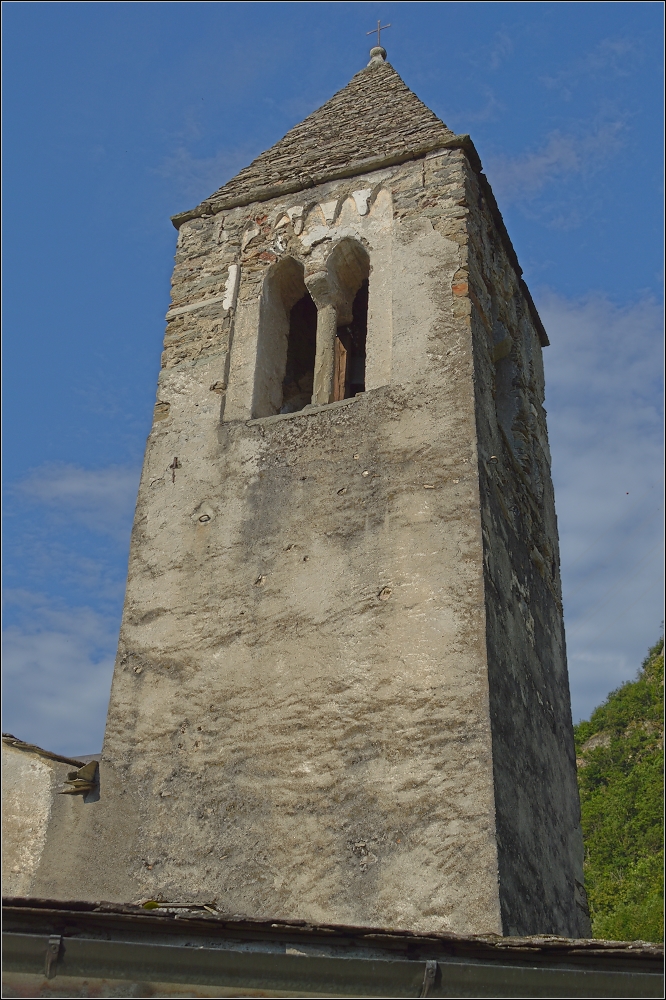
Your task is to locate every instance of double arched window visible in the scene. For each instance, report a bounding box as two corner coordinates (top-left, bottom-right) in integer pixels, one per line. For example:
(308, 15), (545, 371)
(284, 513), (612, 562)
(252, 239), (370, 418)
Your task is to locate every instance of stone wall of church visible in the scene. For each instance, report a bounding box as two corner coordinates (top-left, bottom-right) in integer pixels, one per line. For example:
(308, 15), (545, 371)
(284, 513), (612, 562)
(28, 147), (587, 938)
(460, 156), (590, 936)
(92, 151), (504, 934)
(2, 744), (58, 897)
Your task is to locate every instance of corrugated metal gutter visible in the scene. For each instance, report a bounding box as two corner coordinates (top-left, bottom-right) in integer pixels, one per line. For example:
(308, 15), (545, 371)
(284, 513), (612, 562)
(2, 897), (663, 998)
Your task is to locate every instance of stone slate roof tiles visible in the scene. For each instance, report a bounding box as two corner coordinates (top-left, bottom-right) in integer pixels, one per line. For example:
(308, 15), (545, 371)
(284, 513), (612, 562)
(181, 57), (458, 218)
(171, 55), (550, 347)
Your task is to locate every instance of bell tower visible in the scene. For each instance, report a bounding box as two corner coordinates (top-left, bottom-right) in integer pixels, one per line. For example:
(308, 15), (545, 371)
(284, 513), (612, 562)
(34, 46), (591, 938)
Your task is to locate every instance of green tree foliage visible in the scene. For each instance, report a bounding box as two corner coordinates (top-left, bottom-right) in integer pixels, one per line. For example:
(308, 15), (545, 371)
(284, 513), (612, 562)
(574, 638), (664, 942)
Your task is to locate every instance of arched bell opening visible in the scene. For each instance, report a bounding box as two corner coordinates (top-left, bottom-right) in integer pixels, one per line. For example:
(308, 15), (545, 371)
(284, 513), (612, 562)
(316, 238), (370, 404)
(281, 292), (318, 413)
(334, 278), (368, 401)
(253, 257), (314, 418)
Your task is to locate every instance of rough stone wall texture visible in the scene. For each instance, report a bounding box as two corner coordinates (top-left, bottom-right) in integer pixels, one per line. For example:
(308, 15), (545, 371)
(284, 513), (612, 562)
(2, 745), (55, 897)
(25, 138), (588, 938)
(459, 156), (589, 936)
(88, 152), (504, 934)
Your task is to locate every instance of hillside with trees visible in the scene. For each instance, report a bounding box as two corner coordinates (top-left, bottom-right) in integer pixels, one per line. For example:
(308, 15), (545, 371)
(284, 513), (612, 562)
(574, 638), (664, 942)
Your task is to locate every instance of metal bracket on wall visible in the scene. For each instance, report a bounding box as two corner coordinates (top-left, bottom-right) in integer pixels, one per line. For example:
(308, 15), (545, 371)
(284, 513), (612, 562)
(44, 935), (62, 979)
(420, 959), (438, 997)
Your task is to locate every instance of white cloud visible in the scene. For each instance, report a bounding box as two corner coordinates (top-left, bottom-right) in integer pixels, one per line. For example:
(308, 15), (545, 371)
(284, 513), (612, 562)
(453, 87), (505, 125)
(541, 37), (642, 99)
(3, 464), (139, 753)
(2, 592), (117, 756)
(486, 121), (625, 203)
(14, 462), (140, 544)
(489, 30), (514, 71)
(539, 291), (663, 720)
(153, 145), (253, 205)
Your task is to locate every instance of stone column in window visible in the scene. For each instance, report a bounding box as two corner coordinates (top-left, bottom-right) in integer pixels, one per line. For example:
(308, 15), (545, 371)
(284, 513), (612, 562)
(307, 240), (370, 407)
(305, 268), (337, 406)
(312, 303), (338, 404)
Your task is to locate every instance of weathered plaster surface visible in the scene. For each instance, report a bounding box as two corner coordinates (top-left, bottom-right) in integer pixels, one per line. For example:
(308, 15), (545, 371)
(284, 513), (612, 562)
(15, 143), (588, 938)
(460, 154), (589, 936)
(2, 746), (54, 896)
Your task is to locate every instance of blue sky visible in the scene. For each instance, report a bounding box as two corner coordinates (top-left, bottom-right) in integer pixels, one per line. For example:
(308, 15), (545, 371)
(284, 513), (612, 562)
(3, 1), (663, 754)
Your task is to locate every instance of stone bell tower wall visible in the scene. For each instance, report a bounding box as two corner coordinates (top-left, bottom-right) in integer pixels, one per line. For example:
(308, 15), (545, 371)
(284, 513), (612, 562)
(92, 150), (506, 935)
(29, 141), (588, 939)
(460, 156), (588, 936)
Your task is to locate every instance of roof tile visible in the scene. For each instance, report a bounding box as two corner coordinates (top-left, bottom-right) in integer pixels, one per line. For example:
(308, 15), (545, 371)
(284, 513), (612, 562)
(188, 59), (456, 216)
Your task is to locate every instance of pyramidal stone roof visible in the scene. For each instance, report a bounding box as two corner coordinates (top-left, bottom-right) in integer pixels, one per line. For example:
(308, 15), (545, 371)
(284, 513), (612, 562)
(173, 53), (471, 225)
(170, 50), (549, 346)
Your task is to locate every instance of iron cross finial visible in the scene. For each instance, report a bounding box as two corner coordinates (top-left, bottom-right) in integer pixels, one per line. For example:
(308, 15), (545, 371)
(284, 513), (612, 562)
(367, 20), (391, 47)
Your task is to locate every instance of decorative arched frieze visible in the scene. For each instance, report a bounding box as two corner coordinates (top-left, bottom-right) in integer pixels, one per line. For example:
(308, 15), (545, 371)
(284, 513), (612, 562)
(223, 185), (394, 421)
